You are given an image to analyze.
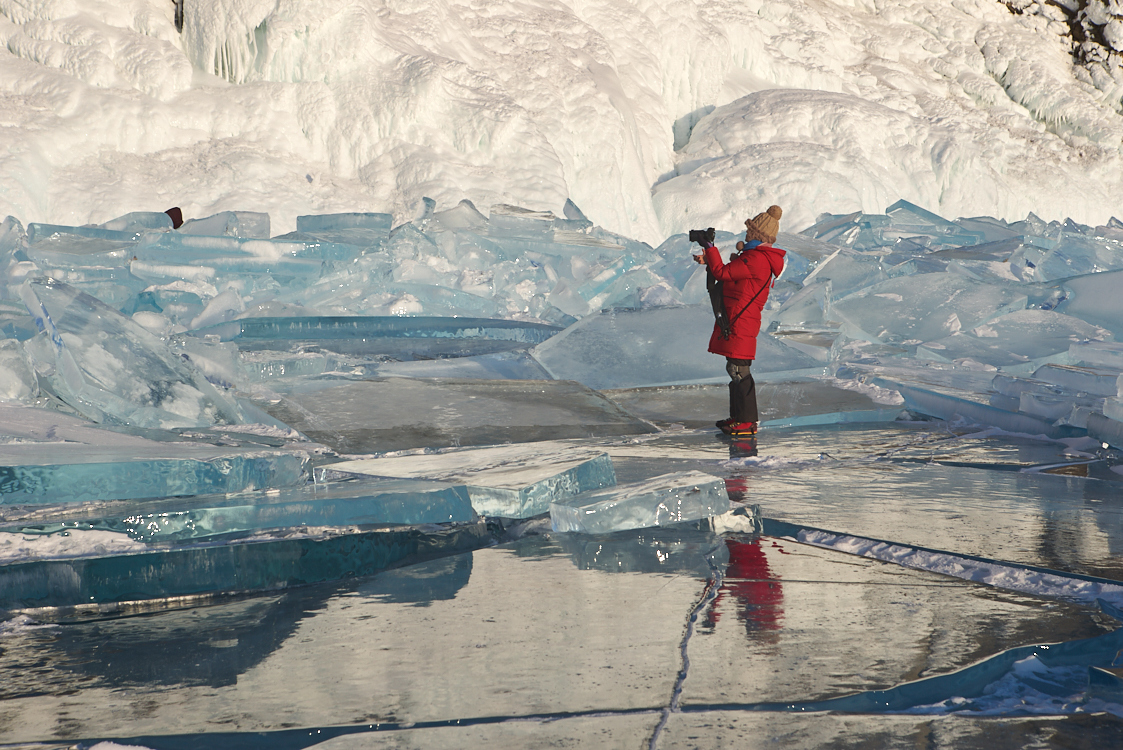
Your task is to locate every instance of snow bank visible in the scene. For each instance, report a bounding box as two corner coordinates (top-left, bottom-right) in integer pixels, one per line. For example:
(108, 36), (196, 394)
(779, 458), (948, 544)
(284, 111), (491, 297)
(0, 0), (1121, 242)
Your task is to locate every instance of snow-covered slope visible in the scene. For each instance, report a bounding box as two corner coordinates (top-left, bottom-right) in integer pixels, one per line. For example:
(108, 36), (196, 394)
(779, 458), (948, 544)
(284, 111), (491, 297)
(0, 0), (1120, 241)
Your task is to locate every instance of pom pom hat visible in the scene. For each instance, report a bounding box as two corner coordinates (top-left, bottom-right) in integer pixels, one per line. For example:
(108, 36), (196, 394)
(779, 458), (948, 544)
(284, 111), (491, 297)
(744, 205), (782, 244)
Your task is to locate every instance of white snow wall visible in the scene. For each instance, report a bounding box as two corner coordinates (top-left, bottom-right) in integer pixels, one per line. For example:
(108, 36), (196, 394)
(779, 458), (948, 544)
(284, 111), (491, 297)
(0, 0), (1121, 241)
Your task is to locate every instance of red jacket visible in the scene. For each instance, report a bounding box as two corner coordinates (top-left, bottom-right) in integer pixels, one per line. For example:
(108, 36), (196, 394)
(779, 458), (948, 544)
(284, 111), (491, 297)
(703, 243), (786, 360)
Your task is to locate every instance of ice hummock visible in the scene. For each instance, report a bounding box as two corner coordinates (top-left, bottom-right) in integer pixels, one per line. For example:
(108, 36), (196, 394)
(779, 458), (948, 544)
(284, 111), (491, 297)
(19, 278), (245, 429)
(549, 471), (731, 534)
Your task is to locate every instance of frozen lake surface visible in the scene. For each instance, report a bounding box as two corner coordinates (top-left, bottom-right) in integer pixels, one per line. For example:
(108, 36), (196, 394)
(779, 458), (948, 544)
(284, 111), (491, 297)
(5, 409), (1123, 748)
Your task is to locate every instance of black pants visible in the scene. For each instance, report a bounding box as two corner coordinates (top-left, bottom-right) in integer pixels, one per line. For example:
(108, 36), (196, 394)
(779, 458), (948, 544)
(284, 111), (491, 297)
(726, 358), (758, 423)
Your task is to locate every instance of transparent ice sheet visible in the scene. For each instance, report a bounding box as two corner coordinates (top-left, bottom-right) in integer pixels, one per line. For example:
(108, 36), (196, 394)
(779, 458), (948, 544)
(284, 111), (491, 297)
(550, 470), (729, 533)
(3, 477), (475, 545)
(258, 377), (656, 454)
(331, 441), (617, 518)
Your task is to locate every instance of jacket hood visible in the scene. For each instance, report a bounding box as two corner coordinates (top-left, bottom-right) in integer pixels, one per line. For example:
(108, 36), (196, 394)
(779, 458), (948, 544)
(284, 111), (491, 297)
(756, 243), (786, 277)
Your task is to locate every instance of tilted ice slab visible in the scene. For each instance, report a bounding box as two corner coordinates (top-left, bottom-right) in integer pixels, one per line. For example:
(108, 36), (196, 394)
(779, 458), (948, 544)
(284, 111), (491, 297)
(330, 442), (617, 518)
(1056, 269), (1123, 337)
(3, 477), (475, 546)
(531, 306), (822, 390)
(917, 309), (1110, 372)
(258, 377), (656, 455)
(550, 471), (730, 534)
(19, 278), (245, 429)
(830, 273), (1027, 345)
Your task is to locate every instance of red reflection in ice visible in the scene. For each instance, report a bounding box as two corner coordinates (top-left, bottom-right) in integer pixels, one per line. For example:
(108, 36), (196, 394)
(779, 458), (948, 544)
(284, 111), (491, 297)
(704, 538), (784, 633)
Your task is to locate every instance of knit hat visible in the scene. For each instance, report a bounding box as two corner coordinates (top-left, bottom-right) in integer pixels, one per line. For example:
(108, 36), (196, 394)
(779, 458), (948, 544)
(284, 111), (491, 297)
(744, 205), (782, 244)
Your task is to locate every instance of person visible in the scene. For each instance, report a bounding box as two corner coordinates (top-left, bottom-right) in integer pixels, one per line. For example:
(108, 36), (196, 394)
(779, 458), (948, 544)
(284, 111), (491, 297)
(692, 205), (786, 437)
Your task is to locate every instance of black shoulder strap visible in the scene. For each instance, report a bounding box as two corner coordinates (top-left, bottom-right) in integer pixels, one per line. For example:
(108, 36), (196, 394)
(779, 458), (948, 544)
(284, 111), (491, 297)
(707, 252), (778, 340)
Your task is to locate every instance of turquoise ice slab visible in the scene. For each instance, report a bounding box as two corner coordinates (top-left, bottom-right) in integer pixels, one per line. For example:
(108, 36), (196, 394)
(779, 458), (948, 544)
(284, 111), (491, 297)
(0, 520), (489, 611)
(3, 477), (475, 543)
(550, 470), (729, 533)
(331, 442), (617, 518)
(20, 277), (245, 429)
(297, 212), (393, 233)
(179, 211), (270, 239)
(0, 443), (310, 504)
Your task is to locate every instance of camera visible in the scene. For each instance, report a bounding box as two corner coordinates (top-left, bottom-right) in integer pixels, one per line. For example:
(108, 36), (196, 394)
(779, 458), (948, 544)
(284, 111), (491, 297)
(689, 227), (715, 247)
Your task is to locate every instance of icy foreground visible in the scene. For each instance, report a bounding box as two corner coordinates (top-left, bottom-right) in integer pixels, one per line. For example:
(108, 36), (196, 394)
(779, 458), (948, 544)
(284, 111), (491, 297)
(1, 0), (1122, 243)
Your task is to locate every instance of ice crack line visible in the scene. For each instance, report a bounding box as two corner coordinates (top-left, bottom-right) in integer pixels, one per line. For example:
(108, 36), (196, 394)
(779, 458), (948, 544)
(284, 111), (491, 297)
(647, 553), (724, 750)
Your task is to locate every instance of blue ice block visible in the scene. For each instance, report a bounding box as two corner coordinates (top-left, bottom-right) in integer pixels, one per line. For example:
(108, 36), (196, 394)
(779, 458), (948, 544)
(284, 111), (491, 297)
(0, 520), (490, 611)
(330, 442), (617, 518)
(0, 442), (309, 504)
(1057, 269), (1123, 335)
(1031, 363), (1120, 396)
(550, 471), (730, 534)
(99, 212), (174, 234)
(488, 204), (555, 241)
(1070, 340), (1123, 369)
(19, 277), (245, 428)
(27, 223), (143, 246)
(896, 384), (1080, 438)
(297, 213), (393, 234)
(1009, 234), (1123, 282)
(179, 211), (270, 239)
(6, 477), (476, 541)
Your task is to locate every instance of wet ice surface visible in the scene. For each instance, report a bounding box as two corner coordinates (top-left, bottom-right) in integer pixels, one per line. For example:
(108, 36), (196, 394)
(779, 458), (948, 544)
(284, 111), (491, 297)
(5, 418), (1123, 747)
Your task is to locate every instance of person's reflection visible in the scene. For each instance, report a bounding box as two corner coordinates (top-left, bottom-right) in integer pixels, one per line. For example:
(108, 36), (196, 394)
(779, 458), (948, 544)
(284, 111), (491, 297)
(703, 538), (784, 640)
(726, 434), (759, 460)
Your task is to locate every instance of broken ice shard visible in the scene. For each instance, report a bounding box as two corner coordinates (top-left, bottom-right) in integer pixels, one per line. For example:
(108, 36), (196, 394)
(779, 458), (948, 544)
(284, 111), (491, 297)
(98, 212), (174, 234)
(488, 204), (556, 241)
(330, 442), (617, 518)
(295, 212), (393, 247)
(830, 273), (1027, 345)
(1057, 269), (1123, 336)
(531, 306), (820, 390)
(179, 211), (270, 239)
(549, 471), (730, 534)
(19, 277), (245, 429)
(4, 477), (475, 543)
(916, 310), (1109, 370)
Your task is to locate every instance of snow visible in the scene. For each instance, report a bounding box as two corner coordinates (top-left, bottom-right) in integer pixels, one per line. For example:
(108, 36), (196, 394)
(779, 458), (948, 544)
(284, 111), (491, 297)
(0, 0), (1121, 244)
(797, 528), (1123, 607)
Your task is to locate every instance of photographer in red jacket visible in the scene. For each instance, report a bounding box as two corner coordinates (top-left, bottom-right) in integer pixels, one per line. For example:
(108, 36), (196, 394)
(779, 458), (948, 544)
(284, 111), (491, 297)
(692, 206), (786, 437)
